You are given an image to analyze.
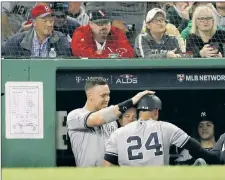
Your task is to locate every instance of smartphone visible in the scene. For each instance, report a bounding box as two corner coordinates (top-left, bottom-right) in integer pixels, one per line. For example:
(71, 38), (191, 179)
(210, 43), (219, 51)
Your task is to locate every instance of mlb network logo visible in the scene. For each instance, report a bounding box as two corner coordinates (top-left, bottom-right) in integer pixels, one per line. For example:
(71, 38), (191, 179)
(177, 74), (185, 82)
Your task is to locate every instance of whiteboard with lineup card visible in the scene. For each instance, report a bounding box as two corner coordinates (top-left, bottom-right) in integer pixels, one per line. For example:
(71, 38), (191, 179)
(5, 82), (44, 139)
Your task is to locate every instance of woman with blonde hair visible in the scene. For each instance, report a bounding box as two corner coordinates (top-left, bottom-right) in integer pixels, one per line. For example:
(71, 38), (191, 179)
(186, 5), (225, 58)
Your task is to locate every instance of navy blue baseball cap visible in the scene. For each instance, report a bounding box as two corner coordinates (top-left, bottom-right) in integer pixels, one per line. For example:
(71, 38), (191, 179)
(199, 110), (214, 124)
(50, 2), (68, 16)
(88, 10), (111, 23)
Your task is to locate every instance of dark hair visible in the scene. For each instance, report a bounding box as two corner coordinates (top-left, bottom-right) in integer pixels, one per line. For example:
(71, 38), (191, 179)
(84, 77), (107, 91)
(192, 112), (217, 142)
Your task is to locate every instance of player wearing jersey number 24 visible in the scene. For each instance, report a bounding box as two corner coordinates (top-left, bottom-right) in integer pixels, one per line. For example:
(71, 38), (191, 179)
(104, 95), (222, 166)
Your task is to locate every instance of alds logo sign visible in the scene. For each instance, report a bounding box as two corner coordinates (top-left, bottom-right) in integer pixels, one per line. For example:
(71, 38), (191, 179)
(116, 74), (138, 84)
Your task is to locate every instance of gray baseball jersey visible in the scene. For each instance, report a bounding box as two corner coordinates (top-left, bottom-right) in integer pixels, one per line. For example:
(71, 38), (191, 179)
(105, 119), (189, 166)
(213, 133), (225, 152)
(67, 107), (118, 167)
(213, 133), (225, 163)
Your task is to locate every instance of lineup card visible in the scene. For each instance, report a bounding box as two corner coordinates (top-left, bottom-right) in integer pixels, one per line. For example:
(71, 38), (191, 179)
(5, 82), (43, 139)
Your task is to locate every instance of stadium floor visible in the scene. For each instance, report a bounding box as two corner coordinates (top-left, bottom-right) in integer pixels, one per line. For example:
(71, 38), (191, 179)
(2, 166), (225, 180)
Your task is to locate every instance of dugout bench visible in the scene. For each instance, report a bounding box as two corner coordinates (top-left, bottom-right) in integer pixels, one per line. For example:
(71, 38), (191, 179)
(2, 58), (225, 167)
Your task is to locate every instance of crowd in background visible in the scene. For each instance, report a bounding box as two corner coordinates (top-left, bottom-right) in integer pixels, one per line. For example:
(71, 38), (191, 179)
(1, 1), (225, 59)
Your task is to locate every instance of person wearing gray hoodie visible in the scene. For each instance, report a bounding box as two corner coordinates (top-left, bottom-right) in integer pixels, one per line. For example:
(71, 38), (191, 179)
(135, 8), (182, 59)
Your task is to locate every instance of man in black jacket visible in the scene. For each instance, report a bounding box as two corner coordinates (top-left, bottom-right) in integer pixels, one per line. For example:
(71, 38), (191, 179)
(50, 2), (80, 42)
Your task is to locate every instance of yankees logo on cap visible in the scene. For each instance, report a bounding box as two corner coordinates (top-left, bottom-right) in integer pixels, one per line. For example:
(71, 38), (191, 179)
(201, 112), (207, 117)
(199, 110), (214, 124)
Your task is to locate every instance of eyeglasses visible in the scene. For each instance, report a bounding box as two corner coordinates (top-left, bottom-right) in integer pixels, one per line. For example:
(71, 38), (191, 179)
(197, 17), (213, 22)
(39, 16), (54, 24)
(151, 19), (166, 24)
(40, 19), (54, 24)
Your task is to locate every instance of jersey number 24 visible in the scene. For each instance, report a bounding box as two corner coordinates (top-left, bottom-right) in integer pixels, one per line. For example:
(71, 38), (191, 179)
(127, 132), (163, 160)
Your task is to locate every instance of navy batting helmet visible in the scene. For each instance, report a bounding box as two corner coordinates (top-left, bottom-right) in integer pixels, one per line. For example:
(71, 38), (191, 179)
(137, 95), (162, 111)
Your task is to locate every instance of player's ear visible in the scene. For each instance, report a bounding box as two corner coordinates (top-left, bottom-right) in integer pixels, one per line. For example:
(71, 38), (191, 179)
(152, 109), (158, 118)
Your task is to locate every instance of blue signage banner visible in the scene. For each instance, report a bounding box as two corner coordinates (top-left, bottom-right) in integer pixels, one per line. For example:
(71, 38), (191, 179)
(56, 69), (225, 90)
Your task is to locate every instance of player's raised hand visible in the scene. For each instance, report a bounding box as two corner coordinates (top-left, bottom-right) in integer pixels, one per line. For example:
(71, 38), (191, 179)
(132, 90), (155, 105)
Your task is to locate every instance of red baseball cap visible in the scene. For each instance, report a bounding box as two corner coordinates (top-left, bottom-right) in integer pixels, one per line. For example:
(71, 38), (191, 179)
(31, 5), (54, 19)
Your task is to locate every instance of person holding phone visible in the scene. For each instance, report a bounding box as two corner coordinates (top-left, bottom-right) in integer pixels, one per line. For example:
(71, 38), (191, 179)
(186, 5), (225, 58)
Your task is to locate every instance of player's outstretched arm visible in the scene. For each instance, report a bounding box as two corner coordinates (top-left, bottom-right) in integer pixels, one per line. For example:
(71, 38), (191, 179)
(87, 90), (155, 127)
(183, 137), (221, 164)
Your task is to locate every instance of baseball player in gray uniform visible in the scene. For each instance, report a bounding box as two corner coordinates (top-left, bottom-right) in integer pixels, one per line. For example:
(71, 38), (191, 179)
(212, 133), (225, 164)
(67, 77), (155, 167)
(104, 95), (222, 166)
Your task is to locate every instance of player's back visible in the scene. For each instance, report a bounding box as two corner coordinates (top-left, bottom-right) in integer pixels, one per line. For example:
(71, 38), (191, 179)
(113, 119), (189, 166)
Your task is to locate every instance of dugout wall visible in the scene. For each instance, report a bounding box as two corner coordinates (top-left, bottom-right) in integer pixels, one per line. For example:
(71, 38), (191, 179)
(2, 59), (225, 167)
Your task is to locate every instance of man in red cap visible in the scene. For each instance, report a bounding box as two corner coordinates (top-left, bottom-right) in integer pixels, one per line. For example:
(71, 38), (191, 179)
(71, 10), (134, 59)
(2, 4), (71, 58)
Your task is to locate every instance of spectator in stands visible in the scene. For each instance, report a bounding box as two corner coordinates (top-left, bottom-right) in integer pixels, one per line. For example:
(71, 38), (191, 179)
(214, 2), (225, 28)
(141, 17), (186, 53)
(135, 8), (182, 59)
(175, 110), (217, 165)
(71, 10), (134, 59)
(186, 5), (225, 58)
(66, 2), (89, 26)
(1, 2), (36, 43)
(117, 107), (137, 128)
(51, 2), (80, 42)
(155, 2), (173, 12)
(2, 5), (71, 58)
(85, 2), (149, 45)
(166, 2), (190, 32)
(181, 3), (225, 40)
(21, 2), (50, 32)
(21, 2), (81, 42)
